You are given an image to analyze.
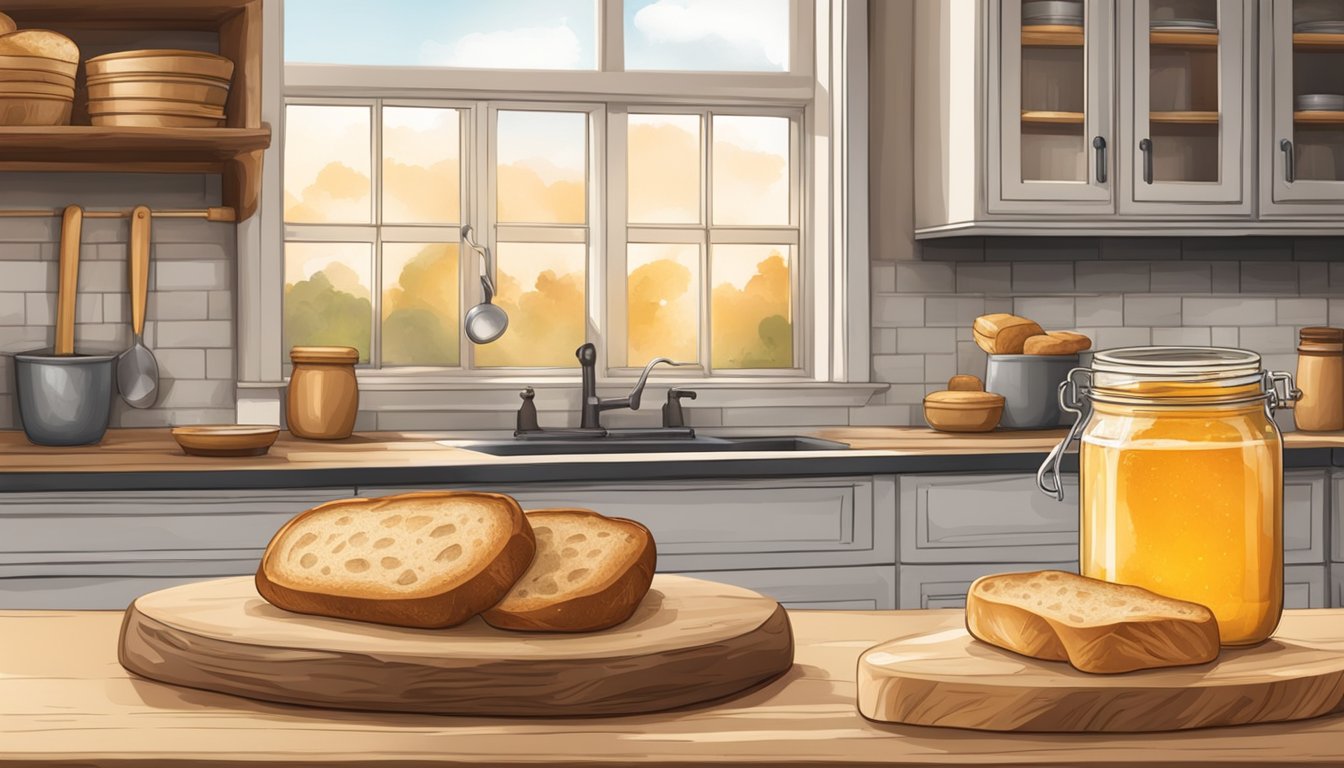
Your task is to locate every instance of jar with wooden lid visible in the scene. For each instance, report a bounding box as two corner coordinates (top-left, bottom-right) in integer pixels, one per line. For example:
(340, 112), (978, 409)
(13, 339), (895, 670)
(1295, 327), (1344, 432)
(287, 346), (359, 440)
(1038, 347), (1299, 645)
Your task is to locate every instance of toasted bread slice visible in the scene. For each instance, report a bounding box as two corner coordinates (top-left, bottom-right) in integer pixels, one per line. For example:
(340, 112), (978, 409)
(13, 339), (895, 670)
(0, 30), (80, 63)
(1023, 331), (1091, 356)
(483, 509), (656, 632)
(966, 570), (1220, 674)
(0, 13), (16, 36)
(973, 314), (1045, 355)
(256, 491), (536, 629)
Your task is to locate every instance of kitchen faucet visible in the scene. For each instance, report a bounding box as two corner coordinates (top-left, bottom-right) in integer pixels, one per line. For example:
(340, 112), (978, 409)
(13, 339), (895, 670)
(577, 342), (685, 429)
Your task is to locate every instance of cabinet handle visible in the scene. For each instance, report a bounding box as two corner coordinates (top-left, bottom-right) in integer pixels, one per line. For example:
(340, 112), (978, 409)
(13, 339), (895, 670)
(1281, 138), (1295, 183)
(1092, 136), (1107, 184)
(1139, 138), (1153, 184)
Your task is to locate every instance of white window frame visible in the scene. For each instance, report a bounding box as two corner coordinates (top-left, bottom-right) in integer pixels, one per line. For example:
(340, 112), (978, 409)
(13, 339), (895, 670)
(237, 0), (873, 421)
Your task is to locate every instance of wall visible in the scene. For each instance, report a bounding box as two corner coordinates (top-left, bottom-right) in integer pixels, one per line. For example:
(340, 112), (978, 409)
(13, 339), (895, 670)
(0, 174), (236, 429)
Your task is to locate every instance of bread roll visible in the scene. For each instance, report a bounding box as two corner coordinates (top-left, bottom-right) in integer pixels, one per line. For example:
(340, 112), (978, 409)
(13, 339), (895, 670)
(947, 374), (984, 391)
(0, 13), (16, 36)
(973, 314), (1045, 355)
(0, 30), (80, 63)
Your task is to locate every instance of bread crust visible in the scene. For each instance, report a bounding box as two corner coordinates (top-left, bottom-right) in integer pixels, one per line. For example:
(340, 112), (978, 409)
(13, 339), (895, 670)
(966, 571), (1221, 674)
(0, 14), (16, 36)
(0, 30), (79, 62)
(255, 491), (536, 629)
(973, 314), (1044, 355)
(482, 509), (657, 633)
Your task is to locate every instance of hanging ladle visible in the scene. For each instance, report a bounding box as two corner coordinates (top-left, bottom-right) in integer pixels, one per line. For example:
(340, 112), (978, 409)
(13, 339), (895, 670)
(461, 224), (509, 344)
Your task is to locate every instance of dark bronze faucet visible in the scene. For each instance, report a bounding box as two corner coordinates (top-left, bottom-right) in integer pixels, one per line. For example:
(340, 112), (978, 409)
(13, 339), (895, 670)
(577, 343), (683, 429)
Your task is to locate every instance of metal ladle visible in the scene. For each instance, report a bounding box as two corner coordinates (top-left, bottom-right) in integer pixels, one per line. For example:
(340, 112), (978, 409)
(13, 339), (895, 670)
(461, 224), (509, 345)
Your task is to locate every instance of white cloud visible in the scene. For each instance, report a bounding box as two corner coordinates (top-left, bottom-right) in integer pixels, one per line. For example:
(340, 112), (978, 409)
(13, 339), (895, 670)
(419, 23), (583, 70)
(633, 0), (789, 69)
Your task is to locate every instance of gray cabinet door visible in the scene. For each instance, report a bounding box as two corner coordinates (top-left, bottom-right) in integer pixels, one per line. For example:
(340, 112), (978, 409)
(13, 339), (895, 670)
(682, 565), (896, 610)
(899, 473), (1079, 564)
(1286, 469), (1327, 565)
(1285, 564), (1328, 610)
(898, 561), (1080, 610)
(362, 476), (897, 573)
(1332, 564), (1343, 609)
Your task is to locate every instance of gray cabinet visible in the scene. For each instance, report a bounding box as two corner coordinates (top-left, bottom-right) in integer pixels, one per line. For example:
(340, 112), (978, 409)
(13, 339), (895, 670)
(685, 566), (896, 610)
(899, 472), (1079, 564)
(1285, 564), (1329, 610)
(898, 562), (1079, 610)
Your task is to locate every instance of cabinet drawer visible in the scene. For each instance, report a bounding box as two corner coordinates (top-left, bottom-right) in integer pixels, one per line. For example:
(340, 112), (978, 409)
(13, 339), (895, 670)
(680, 566), (896, 610)
(0, 559), (256, 610)
(1285, 564), (1328, 610)
(360, 477), (896, 572)
(898, 562), (1079, 610)
(1333, 565), (1343, 610)
(900, 473), (1079, 564)
(0, 489), (354, 563)
(1286, 470), (1327, 565)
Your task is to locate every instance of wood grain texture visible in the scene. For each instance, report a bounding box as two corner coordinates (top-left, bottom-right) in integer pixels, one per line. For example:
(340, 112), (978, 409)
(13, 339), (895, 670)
(6, 609), (1344, 766)
(54, 205), (81, 356)
(858, 626), (1344, 732)
(119, 574), (794, 716)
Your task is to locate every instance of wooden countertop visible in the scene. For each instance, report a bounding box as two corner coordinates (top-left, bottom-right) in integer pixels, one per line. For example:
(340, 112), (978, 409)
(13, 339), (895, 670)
(3, 608), (1344, 766)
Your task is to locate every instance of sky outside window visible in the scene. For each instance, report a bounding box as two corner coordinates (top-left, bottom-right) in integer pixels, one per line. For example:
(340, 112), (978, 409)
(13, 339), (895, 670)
(624, 0), (790, 72)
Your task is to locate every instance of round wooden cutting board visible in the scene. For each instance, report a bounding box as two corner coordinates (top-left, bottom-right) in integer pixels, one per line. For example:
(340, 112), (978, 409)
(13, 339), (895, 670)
(857, 626), (1344, 732)
(119, 574), (793, 717)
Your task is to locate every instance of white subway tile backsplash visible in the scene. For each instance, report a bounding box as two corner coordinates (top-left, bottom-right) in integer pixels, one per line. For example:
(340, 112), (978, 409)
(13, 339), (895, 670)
(1095, 327), (1152, 349)
(1012, 262), (1074, 293)
(103, 293), (128, 323)
(1014, 296), (1074, 328)
(1278, 298), (1327, 326)
(1152, 327), (1211, 346)
(0, 243), (41, 261)
(5, 262), (54, 292)
(872, 262), (896, 293)
(1238, 326), (1296, 353)
(1100, 238), (1180, 261)
(897, 327), (956, 354)
(1298, 262), (1328, 295)
(155, 320), (232, 348)
(873, 327), (898, 354)
(206, 348), (234, 380)
(955, 262), (1011, 294)
(0, 293), (24, 325)
(1241, 262), (1299, 294)
(896, 262), (955, 293)
(156, 261), (230, 291)
(1210, 327), (1239, 347)
(1150, 262), (1212, 293)
(873, 294), (924, 327)
(1124, 296), (1181, 326)
(848, 405), (912, 426)
(1210, 261), (1240, 293)
(873, 354), (923, 383)
(1076, 262), (1149, 293)
(1075, 295), (1122, 327)
(154, 349), (207, 380)
(79, 261), (126, 293)
(924, 353), (956, 384)
(1183, 297), (1276, 326)
(150, 291), (210, 321)
(924, 296), (985, 327)
(157, 379), (235, 409)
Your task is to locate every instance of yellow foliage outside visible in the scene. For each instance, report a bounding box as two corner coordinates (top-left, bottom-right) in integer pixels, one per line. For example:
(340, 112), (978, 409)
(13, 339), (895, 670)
(474, 263), (586, 368)
(712, 252), (792, 369)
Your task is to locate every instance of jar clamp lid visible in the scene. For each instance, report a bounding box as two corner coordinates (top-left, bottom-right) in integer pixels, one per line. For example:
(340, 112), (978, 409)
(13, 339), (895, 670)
(1035, 346), (1300, 502)
(290, 346), (359, 365)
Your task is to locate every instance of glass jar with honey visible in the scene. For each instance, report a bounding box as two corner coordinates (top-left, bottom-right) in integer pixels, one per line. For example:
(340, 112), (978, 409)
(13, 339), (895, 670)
(1038, 347), (1299, 646)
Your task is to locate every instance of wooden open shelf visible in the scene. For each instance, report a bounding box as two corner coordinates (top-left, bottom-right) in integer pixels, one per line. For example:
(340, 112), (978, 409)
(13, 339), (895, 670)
(1294, 32), (1344, 50)
(1150, 30), (1219, 47)
(1150, 111), (1220, 124)
(1022, 25), (1083, 47)
(0, 0), (267, 219)
(1021, 110), (1085, 125)
(1295, 111), (1344, 125)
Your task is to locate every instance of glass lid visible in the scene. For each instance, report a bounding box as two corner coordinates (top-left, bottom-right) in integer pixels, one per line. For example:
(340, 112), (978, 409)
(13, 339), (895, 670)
(1090, 346), (1263, 387)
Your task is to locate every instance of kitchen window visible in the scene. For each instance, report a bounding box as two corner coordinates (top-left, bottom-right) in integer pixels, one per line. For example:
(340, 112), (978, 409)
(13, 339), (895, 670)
(244, 0), (868, 402)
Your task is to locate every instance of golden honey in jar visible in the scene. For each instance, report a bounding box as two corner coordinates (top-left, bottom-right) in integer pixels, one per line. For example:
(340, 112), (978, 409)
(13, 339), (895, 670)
(1040, 347), (1296, 646)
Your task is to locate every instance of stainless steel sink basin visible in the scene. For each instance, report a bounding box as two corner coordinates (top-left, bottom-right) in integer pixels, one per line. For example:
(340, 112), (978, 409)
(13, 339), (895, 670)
(452, 435), (850, 456)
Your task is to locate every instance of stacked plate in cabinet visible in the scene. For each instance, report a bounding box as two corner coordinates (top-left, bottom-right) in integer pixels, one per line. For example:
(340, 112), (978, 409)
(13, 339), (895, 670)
(1022, 0), (1082, 26)
(85, 49), (234, 128)
(0, 27), (79, 125)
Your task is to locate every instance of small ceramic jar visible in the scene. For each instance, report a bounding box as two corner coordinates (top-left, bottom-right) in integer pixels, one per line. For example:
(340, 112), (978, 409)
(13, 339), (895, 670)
(287, 346), (359, 440)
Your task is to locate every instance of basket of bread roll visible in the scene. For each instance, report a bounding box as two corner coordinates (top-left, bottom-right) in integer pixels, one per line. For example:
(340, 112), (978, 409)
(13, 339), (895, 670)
(0, 14), (78, 126)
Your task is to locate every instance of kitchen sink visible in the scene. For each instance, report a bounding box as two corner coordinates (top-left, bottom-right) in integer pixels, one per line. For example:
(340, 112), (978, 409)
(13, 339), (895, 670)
(450, 435), (850, 456)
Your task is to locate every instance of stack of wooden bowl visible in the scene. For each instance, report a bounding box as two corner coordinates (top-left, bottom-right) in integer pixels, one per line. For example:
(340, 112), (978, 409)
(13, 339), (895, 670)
(85, 49), (234, 128)
(0, 22), (80, 126)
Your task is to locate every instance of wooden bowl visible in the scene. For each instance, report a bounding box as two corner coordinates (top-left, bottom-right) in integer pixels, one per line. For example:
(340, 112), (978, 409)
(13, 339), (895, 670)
(0, 54), (78, 78)
(923, 390), (1005, 433)
(85, 71), (231, 87)
(0, 67), (75, 86)
(91, 113), (225, 128)
(0, 95), (72, 126)
(87, 79), (229, 106)
(86, 49), (234, 82)
(0, 80), (74, 98)
(87, 97), (225, 118)
(172, 425), (280, 457)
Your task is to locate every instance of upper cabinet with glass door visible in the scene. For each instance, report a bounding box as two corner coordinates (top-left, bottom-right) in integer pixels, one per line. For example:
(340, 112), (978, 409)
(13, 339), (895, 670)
(1263, 0), (1344, 215)
(1120, 0), (1253, 213)
(989, 0), (1115, 214)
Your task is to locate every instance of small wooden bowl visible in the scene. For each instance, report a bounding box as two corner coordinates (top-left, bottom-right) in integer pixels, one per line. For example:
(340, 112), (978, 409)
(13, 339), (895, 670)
(85, 49), (235, 82)
(0, 80), (74, 98)
(172, 425), (280, 457)
(91, 113), (224, 128)
(87, 97), (225, 118)
(0, 67), (76, 86)
(87, 79), (229, 106)
(923, 390), (1006, 433)
(0, 95), (72, 126)
(0, 54), (77, 77)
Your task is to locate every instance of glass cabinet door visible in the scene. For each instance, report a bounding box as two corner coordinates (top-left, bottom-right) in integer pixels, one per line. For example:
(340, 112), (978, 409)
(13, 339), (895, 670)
(1270, 0), (1344, 204)
(1129, 0), (1247, 205)
(992, 0), (1114, 212)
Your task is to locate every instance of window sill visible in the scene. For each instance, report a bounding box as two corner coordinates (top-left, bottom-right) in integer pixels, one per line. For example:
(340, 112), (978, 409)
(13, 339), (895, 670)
(238, 378), (888, 410)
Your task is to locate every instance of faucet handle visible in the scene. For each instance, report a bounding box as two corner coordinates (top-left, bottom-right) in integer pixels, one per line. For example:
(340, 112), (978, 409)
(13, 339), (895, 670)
(663, 388), (697, 428)
(515, 386), (540, 435)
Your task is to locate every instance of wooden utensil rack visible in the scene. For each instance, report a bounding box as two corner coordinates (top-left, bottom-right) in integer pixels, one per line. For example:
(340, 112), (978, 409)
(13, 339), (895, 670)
(0, 207), (236, 222)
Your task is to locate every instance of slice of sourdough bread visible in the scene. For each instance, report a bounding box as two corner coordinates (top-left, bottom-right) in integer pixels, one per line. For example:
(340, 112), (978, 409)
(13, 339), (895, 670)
(966, 570), (1220, 674)
(256, 491), (535, 629)
(482, 509), (656, 632)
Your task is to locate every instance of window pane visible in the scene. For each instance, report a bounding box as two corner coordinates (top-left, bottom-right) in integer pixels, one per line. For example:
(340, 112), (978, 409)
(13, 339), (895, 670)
(474, 242), (586, 368)
(711, 244), (792, 369)
(285, 0), (597, 70)
(383, 107), (460, 225)
(284, 105), (372, 224)
(382, 243), (460, 367)
(624, 0), (789, 72)
(628, 243), (699, 365)
(712, 115), (790, 225)
(497, 111), (587, 224)
(284, 242), (373, 363)
(628, 114), (700, 224)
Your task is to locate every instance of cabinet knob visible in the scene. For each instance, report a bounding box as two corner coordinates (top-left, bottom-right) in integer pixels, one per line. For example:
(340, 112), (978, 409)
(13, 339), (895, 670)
(1139, 138), (1153, 185)
(1280, 139), (1295, 184)
(1092, 136), (1107, 184)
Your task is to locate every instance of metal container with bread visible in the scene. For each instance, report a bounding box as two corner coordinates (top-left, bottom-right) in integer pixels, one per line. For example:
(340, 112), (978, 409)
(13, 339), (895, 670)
(973, 313), (1092, 429)
(0, 28), (78, 125)
(84, 49), (233, 128)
